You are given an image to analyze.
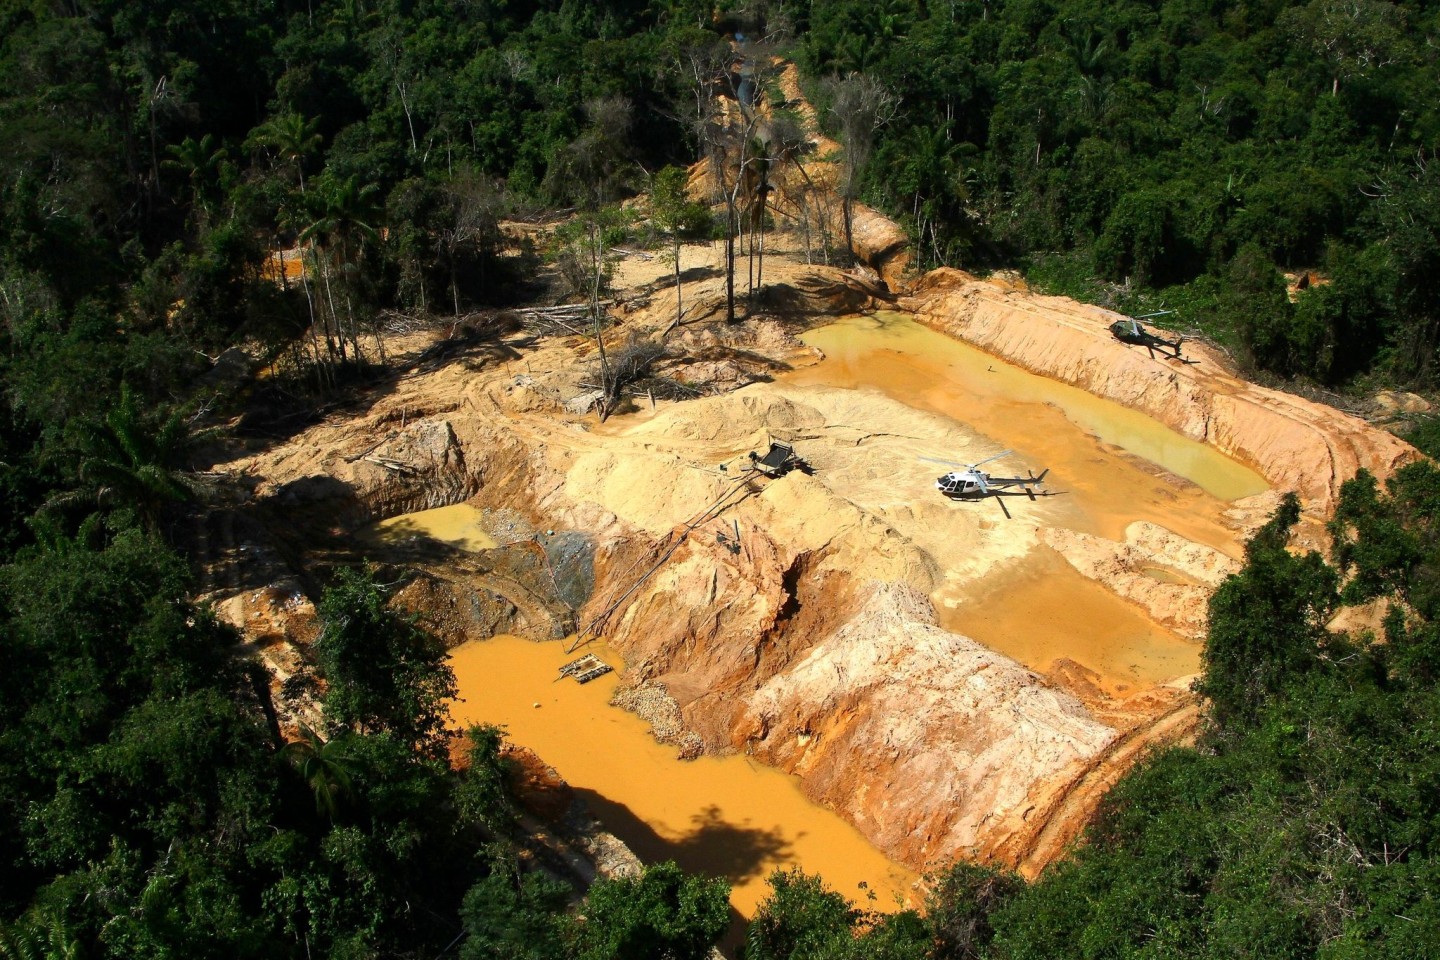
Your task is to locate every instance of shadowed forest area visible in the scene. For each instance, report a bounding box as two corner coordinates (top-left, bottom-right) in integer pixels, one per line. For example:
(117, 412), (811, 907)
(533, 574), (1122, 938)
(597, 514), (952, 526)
(2, 1), (1440, 957)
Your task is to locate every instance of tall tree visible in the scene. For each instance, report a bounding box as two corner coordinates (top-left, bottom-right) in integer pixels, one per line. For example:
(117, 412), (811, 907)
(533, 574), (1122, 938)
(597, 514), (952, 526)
(554, 207), (629, 418)
(314, 565), (457, 759)
(575, 861), (729, 960)
(649, 165), (704, 333)
(1198, 493), (1339, 730)
(162, 133), (229, 229)
(281, 725), (356, 821)
(746, 867), (859, 959)
(822, 72), (898, 262)
(438, 169), (507, 315)
(298, 174), (382, 365)
(247, 113), (324, 192)
(52, 384), (205, 534)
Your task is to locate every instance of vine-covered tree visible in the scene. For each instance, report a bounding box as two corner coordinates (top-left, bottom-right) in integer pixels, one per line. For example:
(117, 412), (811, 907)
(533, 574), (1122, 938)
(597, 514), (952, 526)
(1197, 493), (1338, 729)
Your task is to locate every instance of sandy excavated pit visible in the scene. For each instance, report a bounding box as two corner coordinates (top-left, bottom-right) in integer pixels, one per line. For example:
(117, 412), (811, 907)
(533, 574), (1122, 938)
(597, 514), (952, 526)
(531, 322), (1260, 873)
(202, 215), (1419, 902)
(902, 270), (1417, 523)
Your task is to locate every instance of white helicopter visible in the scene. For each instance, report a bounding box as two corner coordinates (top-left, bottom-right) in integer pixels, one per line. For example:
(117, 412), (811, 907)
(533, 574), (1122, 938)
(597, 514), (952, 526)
(919, 450), (1050, 517)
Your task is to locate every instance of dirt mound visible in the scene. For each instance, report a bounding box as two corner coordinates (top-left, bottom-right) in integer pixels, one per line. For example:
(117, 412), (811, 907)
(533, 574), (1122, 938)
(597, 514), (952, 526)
(628, 391), (827, 444)
(738, 580), (1116, 870)
(1041, 522), (1241, 640)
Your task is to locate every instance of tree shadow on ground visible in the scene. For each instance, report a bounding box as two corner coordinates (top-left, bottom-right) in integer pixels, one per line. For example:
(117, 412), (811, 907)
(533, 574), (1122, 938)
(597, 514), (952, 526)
(640, 265), (724, 297)
(573, 789), (794, 887)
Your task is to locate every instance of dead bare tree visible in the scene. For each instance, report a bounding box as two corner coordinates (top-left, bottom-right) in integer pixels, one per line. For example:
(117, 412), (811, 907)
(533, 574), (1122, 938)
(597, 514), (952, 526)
(439, 171), (506, 316)
(546, 95), (637, 207)
(677, 37), (745, 323)
(822, 73), (899, 262)
(742, 137), (774, 302)
(718, 117), (767, 322)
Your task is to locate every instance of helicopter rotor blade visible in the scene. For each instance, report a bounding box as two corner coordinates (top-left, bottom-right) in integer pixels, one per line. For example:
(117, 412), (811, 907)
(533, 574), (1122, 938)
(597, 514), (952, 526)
(917, 455), (968, 468)
(968, 450), (1014, 471)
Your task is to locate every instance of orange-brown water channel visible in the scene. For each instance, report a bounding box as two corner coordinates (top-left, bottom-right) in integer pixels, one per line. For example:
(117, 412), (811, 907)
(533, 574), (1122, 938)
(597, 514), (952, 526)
(447, 635), (919, 925)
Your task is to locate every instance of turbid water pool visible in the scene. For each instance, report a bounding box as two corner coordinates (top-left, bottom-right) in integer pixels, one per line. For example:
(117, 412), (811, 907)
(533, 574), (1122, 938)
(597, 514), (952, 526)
(368, 503), (499, 551)
(447, 635), (918, 923)
(786, 312), (1262, 686)
(789, 312), (1267, 543)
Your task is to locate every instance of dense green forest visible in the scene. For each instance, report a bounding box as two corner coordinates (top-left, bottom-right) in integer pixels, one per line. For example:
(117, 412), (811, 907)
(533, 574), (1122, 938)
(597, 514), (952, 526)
(3, 0), (1440, 956)
(805, 0), (1440, 391)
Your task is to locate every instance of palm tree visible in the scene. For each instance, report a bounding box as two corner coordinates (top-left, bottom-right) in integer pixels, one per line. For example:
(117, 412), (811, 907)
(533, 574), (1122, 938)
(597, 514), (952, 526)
(893, 124), (973, 269)
(299, 175), (382, 364)
(48, 384), (207, 533)
(163, 134), (228, 226)
(277, 189), (332, 382)
(248, 113), (323, 192)
(281, 725), (357, 821)
(0, 911), (84, 960)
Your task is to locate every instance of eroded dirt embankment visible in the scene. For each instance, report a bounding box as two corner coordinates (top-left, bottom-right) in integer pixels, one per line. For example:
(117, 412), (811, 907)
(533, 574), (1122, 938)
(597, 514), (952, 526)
(901, 269), (1419, 517)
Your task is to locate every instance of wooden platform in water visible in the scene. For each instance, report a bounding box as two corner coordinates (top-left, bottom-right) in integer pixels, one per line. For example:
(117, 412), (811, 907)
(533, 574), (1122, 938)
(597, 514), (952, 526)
(559, 653), (612, 684)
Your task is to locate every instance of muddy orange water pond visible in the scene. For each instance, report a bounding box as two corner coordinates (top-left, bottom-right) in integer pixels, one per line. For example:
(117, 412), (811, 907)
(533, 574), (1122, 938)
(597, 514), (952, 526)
(790, 312), (1267, 546)
(368, 503), (498, 551)
(788, 312), (1268, 687)
(448, 635), (918, 923)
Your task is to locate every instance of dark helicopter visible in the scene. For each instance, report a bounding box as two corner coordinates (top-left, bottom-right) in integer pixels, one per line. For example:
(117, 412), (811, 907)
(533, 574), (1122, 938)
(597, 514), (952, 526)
(1109, 311), (1189, 361)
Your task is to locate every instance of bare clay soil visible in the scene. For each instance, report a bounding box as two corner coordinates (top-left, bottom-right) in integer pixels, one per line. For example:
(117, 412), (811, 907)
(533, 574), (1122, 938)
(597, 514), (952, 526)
(198, 207), (1417, 884)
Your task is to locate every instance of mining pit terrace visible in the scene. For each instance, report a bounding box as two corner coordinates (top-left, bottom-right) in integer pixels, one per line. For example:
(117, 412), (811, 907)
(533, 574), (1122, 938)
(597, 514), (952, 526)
(201, 235), (1418, 927)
